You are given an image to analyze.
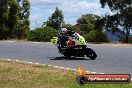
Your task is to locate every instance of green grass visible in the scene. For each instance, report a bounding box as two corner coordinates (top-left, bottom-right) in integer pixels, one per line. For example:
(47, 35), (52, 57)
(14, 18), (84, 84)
(0, 60), (131, 88)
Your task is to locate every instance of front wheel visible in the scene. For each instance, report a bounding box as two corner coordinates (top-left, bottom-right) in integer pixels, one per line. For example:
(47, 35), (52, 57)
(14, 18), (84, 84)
(85, 48), (97, 60)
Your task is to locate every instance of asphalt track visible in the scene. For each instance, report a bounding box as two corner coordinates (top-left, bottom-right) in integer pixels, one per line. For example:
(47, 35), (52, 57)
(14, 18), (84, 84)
(0, 41), (132, 75)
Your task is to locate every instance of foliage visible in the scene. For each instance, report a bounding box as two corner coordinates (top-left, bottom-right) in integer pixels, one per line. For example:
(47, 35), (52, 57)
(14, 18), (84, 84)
(0, 0), (9, 39)
(83, 30), (108, 42)
(27, 27), (57, 42)
(31, 7), (63, 42)
(44, 7), (64, 30)
(76, 14), (101, 34)
(62, 24), (76, 32)
(8, 0), (19, 38)
(74, 14), (108, 42)
(99, 0), (132, 43)
(18, 0), (30, 39)
(120, 35), (132, 43)
(0, 0), (30, 40)
(129, 36), (132, 43)
(0, 25), (9, 40)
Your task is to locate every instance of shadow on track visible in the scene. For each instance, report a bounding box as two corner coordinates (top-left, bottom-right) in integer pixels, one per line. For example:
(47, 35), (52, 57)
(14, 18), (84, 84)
(47, 56), (90, 60)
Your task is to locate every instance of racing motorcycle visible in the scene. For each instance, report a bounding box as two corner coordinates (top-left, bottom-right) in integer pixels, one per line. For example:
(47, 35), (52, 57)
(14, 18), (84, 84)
(51, 32), (97, 60)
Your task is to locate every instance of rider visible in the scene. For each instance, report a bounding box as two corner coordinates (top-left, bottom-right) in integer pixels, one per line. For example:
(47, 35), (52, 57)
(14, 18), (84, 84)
(58, 28), (74, 48)
(58, 28), (68, 48)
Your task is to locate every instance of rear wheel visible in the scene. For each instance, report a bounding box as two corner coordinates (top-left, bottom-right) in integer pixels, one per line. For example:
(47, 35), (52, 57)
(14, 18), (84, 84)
(63, 51), (71, 59)
(63, 48), (72, 59)
(65, 55), (71, 59)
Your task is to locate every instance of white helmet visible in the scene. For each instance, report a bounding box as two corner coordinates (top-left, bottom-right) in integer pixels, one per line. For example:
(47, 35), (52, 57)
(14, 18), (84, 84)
(60, 28), (68, 37)
(60, 28), (68, 33)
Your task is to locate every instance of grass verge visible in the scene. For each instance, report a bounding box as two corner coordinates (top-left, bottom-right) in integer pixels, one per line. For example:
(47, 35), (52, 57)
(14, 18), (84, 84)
(0, 60), (131, 88)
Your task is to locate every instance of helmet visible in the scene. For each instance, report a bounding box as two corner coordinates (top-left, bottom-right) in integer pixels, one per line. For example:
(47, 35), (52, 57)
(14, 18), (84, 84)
(60, 28), (68, 33)
(60, 28), (68, 37)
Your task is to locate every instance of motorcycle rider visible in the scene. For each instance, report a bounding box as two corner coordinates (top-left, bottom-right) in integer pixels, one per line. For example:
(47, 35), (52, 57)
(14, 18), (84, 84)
(58, 28), (68, 48)
(58, 28), (74, 48)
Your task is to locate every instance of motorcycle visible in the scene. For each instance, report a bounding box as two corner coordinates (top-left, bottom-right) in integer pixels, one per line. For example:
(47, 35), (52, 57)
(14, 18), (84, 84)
(51, 32), (97, 60)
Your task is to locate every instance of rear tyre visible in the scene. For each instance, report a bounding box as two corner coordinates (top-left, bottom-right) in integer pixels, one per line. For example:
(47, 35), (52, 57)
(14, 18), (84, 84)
(65, 55), (71, 59)
(63, 48), (72, 59)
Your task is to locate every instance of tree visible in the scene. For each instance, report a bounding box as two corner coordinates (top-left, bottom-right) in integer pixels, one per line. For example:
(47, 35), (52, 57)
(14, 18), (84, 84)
(0, 0), (9, 39)
(18, 0), (30, 39)
(0, 0), (30, 40)
(100, 0), (132, 43)
(75, 14), (108, 42)
(76, 14), (101, 34)
(8, 0), (19, 38)
(44, 17), (52, 27)
(62, 24), (76, 32)
(83, 30), (108, 42)
(45, 7), (64, 30)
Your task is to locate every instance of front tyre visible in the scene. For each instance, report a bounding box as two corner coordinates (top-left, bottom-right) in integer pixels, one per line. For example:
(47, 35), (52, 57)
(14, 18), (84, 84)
(85, 47), (97, 60)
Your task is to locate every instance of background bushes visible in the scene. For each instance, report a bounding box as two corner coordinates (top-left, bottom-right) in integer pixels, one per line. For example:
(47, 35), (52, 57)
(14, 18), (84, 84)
(27, 27), (57, 42)
(83, 30), (108, 42)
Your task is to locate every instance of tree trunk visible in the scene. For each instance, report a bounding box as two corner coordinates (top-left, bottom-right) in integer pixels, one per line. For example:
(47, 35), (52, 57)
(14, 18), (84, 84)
(125, 28), (129, 43)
